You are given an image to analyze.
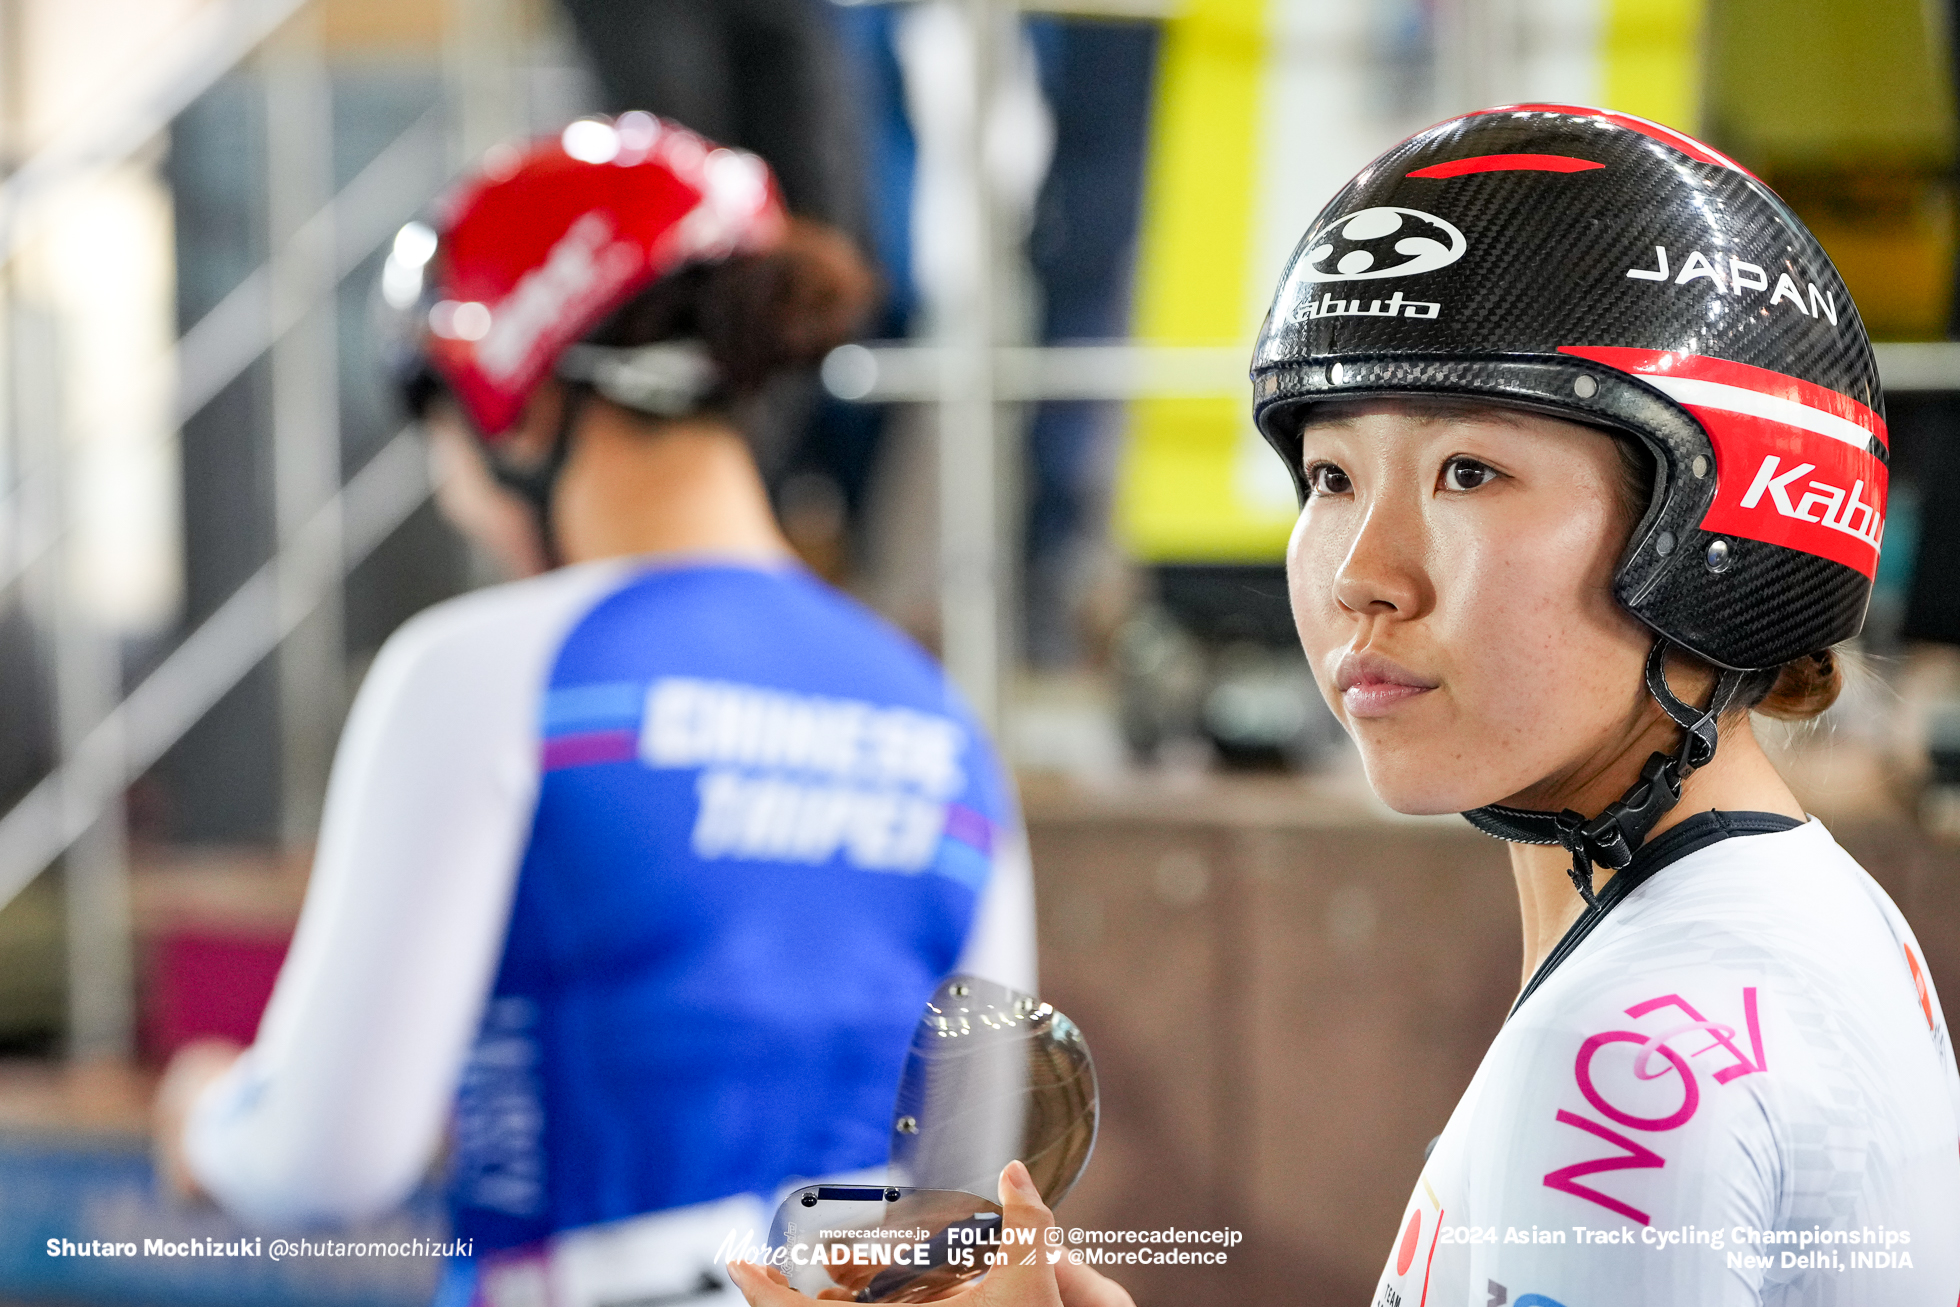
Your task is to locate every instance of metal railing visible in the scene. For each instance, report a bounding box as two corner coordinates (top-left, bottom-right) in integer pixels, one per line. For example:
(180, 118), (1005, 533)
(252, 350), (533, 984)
(0, 426), (431, 914)
(0, 0), (313, 267)
(823, 339), (1960, 403)
(0, 0), (467, 1056)
(0, 110), (446, 597)
(1874, 342), (1960, 393)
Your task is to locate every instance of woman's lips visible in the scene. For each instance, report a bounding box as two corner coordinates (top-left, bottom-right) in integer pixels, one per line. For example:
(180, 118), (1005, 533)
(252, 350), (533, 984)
(1335, 652), (1438, 719)
(1343, 681), (1432, 717)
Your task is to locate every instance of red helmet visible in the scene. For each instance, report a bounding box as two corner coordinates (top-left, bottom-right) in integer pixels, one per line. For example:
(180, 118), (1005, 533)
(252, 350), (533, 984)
(381, 113), (788, 438)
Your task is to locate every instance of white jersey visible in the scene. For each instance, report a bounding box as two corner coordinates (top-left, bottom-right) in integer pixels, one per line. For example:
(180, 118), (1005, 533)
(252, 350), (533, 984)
(1373, 814), (1960, 1307)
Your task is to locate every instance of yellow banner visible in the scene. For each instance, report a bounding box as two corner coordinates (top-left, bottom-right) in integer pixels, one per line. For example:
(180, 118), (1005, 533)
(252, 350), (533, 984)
(1116, 0), (1711, 564)
(1116, 0), (1293, 563)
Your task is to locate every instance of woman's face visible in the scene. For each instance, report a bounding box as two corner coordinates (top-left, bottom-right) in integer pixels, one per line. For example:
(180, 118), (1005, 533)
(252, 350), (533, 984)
(1286, 398), (1653, 815)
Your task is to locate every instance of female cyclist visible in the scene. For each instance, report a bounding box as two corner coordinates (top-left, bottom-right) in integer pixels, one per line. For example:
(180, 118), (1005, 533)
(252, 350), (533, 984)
(155, 114), (1035, 1307)
(732, 104), (1960, 1306)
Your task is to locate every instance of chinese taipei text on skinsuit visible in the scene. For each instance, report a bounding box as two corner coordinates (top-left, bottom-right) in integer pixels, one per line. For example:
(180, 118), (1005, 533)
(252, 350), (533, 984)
(1249, 106), (1960, 1305)
(177, 117), (1036, 1307)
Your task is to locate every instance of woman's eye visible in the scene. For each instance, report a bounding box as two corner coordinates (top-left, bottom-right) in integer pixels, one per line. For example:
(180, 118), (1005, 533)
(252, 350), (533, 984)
(1440, 456), (1499, 492)
(1305, 461), (1352, 496)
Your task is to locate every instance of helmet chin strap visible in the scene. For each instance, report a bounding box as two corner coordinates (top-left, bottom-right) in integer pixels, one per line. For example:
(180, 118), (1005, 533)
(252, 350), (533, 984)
(1462, 638), (1751, 907)
(487, 383), (590, 570)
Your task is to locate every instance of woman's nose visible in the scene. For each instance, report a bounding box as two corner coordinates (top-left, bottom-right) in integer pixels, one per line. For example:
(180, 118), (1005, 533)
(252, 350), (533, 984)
(1332, 503), (1428, 618)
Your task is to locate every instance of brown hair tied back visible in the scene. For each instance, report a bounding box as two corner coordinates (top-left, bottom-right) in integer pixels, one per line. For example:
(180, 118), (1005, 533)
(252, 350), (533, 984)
(591, 219), (880, 399)
(1750, 648), (1843, 722)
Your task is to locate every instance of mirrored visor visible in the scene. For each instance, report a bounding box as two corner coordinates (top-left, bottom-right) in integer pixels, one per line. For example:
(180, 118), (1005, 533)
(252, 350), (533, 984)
(889, 975), (1098, 1206)
(764, 977), (1097, 1302)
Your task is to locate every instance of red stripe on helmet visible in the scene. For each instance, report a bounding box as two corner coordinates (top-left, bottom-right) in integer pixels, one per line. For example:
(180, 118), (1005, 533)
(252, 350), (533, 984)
(1558, 345), (1886, 450)
(1692, 407), (1886, 579)
(1406, 154), (1604, 178)
(1468, 104), (1760, 181)
(1559, 345), (1886, 578)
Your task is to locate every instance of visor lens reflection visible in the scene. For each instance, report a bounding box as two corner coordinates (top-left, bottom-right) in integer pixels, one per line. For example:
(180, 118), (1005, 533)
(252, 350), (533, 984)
(891, 975), (1098, 1206)
(764, 978), (1097, 1302)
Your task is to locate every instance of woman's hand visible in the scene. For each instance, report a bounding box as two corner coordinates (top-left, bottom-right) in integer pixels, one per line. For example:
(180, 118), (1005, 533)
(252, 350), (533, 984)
(151, 1038), (243, 1201)
(728, 1161), (1134, 1307)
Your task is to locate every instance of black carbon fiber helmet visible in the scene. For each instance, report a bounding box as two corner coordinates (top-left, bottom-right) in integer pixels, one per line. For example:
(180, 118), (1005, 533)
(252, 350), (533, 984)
(1252, 105), (1889, 894)
(1253, 103), (1886, 676)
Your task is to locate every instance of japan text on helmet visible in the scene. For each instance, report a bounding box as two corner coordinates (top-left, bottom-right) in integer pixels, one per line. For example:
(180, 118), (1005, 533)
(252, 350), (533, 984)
(378, 112), (789, 439)
(1252, 103), (1885, 676)
(1251, 105), (1886, 893)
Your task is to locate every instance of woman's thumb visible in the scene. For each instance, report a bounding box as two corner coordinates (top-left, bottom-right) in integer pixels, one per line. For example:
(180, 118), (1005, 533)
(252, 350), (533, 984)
(970, 1161), (1063, 1306)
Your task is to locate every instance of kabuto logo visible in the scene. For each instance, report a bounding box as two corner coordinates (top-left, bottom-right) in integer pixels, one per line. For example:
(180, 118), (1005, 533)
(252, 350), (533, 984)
(1297, 207), (1467, 282)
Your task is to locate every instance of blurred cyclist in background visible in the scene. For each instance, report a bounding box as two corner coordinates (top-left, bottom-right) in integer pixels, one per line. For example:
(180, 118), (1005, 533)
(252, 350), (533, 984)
(154, 113), (1035, 1307)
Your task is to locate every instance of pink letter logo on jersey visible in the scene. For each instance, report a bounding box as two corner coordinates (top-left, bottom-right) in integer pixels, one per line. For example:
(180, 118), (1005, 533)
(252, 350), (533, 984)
(1543, 988), (1766, 1225)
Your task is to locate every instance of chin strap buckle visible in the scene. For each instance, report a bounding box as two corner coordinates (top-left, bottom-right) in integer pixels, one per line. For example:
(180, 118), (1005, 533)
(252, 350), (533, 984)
(1553, 639), (1751, 906)
(1463, 637), (1756, 909)
(1554, 752), (1684, 907)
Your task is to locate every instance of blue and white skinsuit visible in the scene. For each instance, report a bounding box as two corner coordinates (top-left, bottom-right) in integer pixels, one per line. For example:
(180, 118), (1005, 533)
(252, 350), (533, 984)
(183, 559), (1036, 1307)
